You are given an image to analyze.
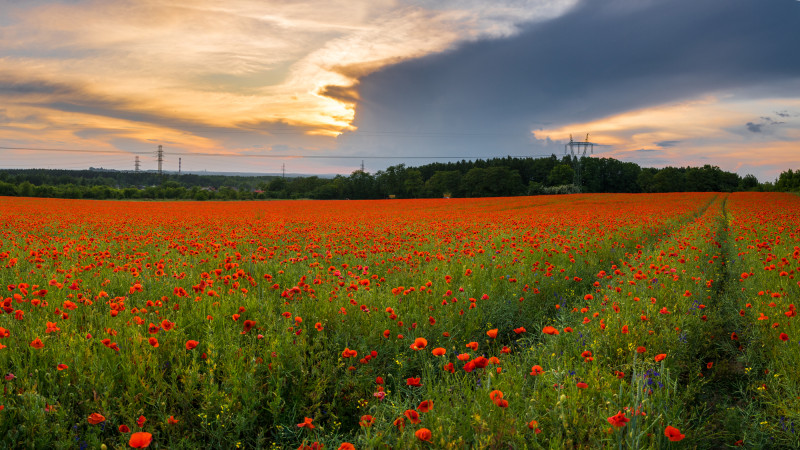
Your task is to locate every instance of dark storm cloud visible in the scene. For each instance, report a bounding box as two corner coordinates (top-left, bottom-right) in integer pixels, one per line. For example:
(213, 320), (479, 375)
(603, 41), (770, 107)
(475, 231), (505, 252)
(746, 122), (762, 133)
(340, 0), (800, 156)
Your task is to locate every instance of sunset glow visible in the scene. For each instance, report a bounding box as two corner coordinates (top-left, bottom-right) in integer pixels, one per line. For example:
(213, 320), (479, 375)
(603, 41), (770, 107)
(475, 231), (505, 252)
(1, 0), (798, 180)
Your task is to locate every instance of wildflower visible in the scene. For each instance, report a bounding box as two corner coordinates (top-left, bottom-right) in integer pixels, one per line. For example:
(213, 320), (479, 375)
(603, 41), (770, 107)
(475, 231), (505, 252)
(359, 415), (375, 427)
(88, 413), (106, 424)
(486, 329), (498, 339)
(338, 444), (355, 450)
(406, 377), (421, 387)
(410, 337), (428, 350)
(466, 341), (479, 351)
(542, 326), (559, 335)
(528, 420), (542, 433)
(431, 347), (446, 356)
(129, 432), (152, 448)
(137, 415), (147, 427)
(415, 428), (432, 442)
(636, 346), (646, 354)
(664, 425), (686, 441)
(119, 424), (130, 433)
(490, 390), (508, 407)
(393, 417), (406, 430)
(655, 354), (667, 362)
(241, 319), (256, 334)
(297, 417), (315, 429)
(185, 340), (199, 350)
(30, 338), (44, 349)
(148, 337), (159, 348)
(779, 333), (789, 342)
(168, 415), (179, 425)
(404, 409), (421, 424)
(57, 364), (68, 371)
(607, 411), (629, 427)
(530, 365), (544, 376)
(577, 382), (588, 389)
(315, 322), (324, 331)
(514, 327), (526, 334)
(418, 400), (433, 413)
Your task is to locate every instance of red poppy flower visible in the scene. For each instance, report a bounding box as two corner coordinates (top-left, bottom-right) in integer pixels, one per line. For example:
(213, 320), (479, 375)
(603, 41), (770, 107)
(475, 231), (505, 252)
(160, 320), (174, 331)
(148, 337), (159, 348)
(339, 444), (355, 450)
(514, 327), (526, 334)
(406, 377), (421, 387)
(137, 415), (147, 427)
(636, 346), (646, 354)
(359, 415), (375, 427)
(129, 432), (152, 448)
(119, 424), (130, 433)
(415, 428), (432, 442)
(30, 338), (44, 349)
(315, 322), (323, 331)
(465, 341), (479, 351)
(418, 400), (433, 413)
(393, 417), (406, 430)
(57, 363), (68, 371)
(431, 347), (446, 356)
(664, 425), (685, 441)
(404, 409), (421, 424)
(486, 329), (498, 339)
(779, 333), (789, 341)
(621, 325), (629, 334)
(410, 337), (428, 350)
(654, 354), (667, 362)
(472, 356), (489, 369)
(185, 340), (199, 350)
(607, 411), (630, 427)
(530, 365), (544, 376)
(241, 319), (256, 334)
(542, 326), (560, 335)
(297, 417), (315, 429)
(168, 415), (179, 425)
(88, 413), (106, 424)
(576, 382), (588, 389)
(707, 362), (714, 369)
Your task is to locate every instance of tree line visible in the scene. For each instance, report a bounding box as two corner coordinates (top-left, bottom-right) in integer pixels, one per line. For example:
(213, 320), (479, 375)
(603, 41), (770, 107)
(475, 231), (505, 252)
(0, 156), (793, 200)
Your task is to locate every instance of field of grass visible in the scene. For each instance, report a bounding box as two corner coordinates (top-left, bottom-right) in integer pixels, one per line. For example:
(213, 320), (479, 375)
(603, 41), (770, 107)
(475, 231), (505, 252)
(0, 192), (798, 449)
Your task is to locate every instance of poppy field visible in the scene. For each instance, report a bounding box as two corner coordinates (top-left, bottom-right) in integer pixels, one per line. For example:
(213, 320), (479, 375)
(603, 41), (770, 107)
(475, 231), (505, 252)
(0, 192), (799, 449)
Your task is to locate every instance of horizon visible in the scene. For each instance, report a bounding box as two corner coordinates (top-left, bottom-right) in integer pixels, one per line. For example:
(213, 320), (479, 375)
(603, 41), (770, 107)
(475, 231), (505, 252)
(1, 0), (799, 183)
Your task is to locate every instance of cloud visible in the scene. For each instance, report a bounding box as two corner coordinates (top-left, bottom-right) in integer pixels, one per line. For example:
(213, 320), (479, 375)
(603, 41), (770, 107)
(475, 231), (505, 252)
(344, 0), (800, 161)
(746, 122), (762, 133)
(656, 141), (680, 148)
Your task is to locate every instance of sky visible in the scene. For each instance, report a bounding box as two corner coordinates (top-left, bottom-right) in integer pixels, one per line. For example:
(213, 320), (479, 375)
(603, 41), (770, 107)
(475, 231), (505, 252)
(1, 0), (799, 181)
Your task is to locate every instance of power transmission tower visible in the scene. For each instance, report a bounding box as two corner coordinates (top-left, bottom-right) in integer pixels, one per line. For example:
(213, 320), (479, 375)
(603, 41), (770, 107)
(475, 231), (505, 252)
(156, 145), (164, 176)
(134, 156), (140, 172)
(360, 160), (365, 172)
(564, 134), (593, 190)
(178, 157), (182, 174)
(281, 163), (285, 178)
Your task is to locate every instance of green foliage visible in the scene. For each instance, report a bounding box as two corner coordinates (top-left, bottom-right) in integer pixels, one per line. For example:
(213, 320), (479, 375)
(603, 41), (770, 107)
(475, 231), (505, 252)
(0, 157), (771, 201)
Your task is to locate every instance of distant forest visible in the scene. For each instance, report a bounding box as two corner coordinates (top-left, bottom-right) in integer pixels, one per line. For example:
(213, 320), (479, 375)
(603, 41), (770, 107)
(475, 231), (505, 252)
(0, 155), (797, 200)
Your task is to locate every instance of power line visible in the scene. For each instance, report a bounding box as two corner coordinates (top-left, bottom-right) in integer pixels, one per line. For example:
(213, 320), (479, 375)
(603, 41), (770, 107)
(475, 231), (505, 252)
(0, 146), (558, 160)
